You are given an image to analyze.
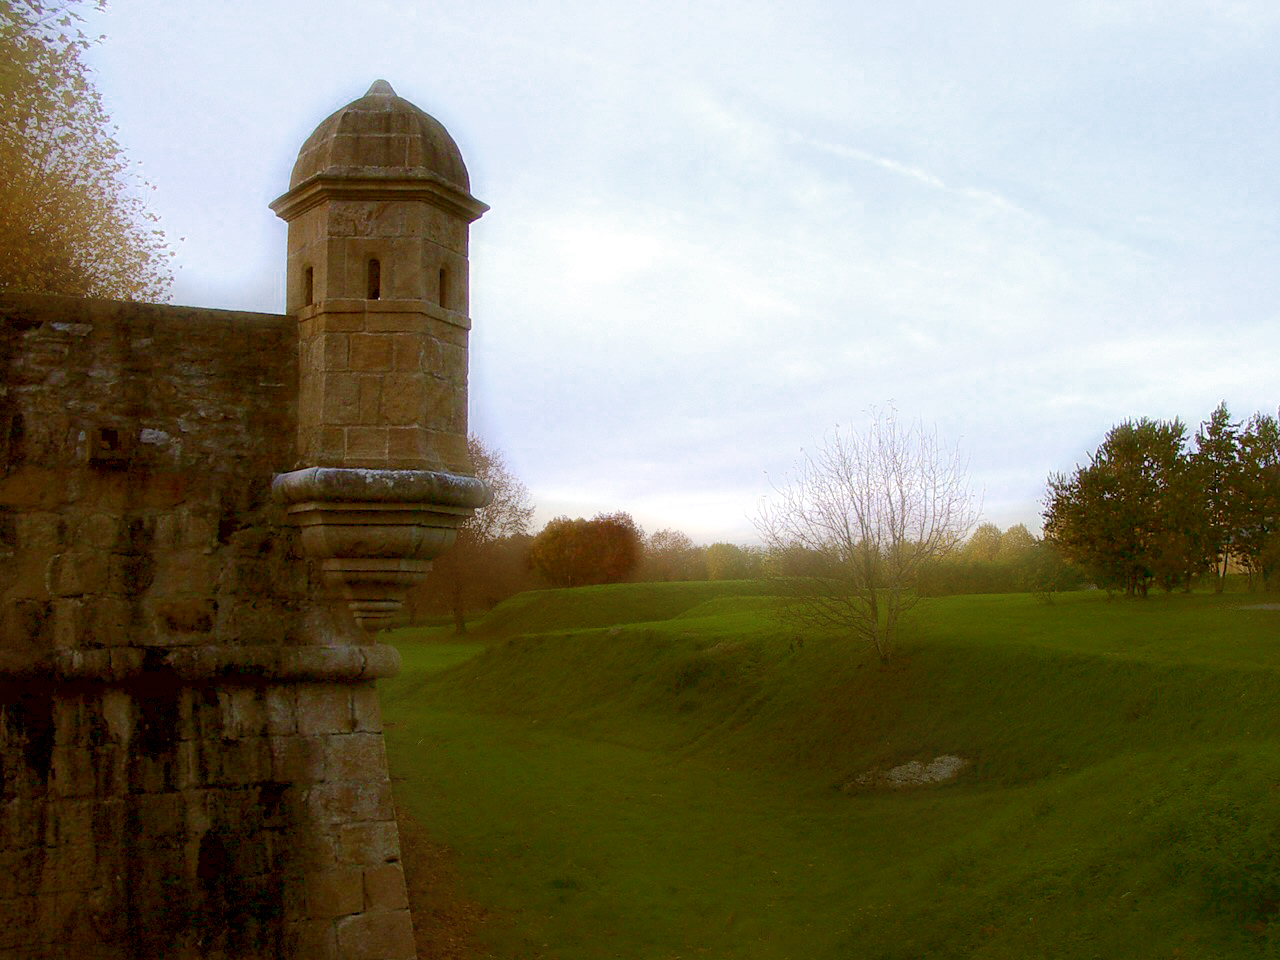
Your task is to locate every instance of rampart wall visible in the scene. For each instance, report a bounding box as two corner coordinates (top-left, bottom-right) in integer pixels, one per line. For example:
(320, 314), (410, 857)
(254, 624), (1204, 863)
(0, 293), (417, 959)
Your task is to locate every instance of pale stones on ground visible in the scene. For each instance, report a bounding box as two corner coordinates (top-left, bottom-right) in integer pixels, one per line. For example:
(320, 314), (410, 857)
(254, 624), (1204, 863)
(845, 755), (970, 791)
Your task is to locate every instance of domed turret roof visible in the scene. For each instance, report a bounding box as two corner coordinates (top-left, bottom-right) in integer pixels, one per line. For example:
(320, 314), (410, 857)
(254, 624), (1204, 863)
(288, 80), (470, 191)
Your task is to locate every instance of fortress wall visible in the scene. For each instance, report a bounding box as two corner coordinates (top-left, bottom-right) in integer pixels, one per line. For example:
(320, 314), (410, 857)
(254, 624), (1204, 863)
(0, 293), (417, 959)
(0, 293), (303, 653)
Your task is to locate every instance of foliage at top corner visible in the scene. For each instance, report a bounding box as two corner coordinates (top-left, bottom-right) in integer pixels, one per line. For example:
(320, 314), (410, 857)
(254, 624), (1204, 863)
(0, 0), (173, 302)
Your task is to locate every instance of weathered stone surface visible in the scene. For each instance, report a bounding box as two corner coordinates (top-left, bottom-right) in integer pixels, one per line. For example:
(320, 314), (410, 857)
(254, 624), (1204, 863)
(351, 684), (382, 731)
(308, 866), (367, 918)
(298, 685), (356, 736)
(363, 862), (410, 911)
(271, 734), (327, 783)
(336, 819), (402, 866)
(307, 779), (394, 825)
(289, 918), (341, 960)
(846, 754), (971, 790)
(0, 643), (403, 683)
(326, 732), (389, 783)
(335, 907), (417, 960)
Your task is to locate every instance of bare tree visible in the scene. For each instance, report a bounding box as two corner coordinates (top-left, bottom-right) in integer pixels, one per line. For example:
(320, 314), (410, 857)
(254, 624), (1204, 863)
(755, 407), (980, 661)
(409, 436), (535, 632)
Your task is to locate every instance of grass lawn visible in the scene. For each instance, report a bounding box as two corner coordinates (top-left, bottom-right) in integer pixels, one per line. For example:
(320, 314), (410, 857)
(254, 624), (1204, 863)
(381, 583), (1280, 958)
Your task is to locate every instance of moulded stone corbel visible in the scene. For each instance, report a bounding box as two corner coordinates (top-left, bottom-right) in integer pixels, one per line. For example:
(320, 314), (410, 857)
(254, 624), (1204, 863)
(273, 466), (488, 633)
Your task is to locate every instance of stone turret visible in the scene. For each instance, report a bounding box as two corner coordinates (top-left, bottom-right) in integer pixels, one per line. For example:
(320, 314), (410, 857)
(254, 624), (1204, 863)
(271, 80), (489, 632)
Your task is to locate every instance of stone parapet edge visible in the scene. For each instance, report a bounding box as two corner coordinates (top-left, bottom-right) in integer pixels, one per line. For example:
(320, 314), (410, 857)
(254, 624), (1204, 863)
(273, 466), (488, 508)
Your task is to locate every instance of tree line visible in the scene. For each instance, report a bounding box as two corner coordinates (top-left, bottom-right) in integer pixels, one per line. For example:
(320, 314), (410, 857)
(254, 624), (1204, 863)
(915, 521), (1083, 598)
(416, 424), (1054, 643)
(406, 436), (802, 630)
(1043, 403), (1280, 596)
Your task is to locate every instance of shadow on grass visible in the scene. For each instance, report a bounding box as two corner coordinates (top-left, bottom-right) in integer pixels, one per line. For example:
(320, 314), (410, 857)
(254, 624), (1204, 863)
(397, 799), (492, 960)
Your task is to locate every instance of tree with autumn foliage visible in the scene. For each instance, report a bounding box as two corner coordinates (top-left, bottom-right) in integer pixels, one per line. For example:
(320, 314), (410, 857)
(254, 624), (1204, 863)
(410, 436), (534, 632)
(639, 528), (705, 582)
(1, 0), (172, 299)
(528, 512), (644, 588)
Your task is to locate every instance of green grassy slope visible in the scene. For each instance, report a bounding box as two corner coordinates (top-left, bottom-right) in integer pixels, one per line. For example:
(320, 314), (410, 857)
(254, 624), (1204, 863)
(393, 580), (786, 645)
(382, 584), (1280, 959)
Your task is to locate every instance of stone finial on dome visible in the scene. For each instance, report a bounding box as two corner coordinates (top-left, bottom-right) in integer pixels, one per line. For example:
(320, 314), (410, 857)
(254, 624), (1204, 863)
(366, 79), (396, 96)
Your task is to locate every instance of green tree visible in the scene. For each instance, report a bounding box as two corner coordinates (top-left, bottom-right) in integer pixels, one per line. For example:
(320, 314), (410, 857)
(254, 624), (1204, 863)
(704, 542), (752, 581)
(1044, 418), (1201, 596)
(0, 0), (172, 299)
(1023, 539), (1083, 602)
(1236, 411), (1280, 589)
(964, 522), (1002, 562)
(640, 528), (705, 582)
(763, 543), (838, 579)
(917, 521), (1084, 599)
(755, 407), (980, 662)
(1192, 402), (1244, 591)
(997, 523), (1037, 562)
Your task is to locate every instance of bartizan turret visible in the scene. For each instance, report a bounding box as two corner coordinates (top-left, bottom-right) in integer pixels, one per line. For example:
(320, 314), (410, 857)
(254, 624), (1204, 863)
(270, 80), (489, 632)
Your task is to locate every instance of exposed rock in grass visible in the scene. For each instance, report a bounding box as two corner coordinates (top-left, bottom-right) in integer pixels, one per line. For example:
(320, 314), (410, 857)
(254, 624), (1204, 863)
(846, 755), (969, 791)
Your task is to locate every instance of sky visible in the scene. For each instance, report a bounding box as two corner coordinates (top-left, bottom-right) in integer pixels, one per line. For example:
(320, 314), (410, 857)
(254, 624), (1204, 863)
(84, 0), (1280, 545)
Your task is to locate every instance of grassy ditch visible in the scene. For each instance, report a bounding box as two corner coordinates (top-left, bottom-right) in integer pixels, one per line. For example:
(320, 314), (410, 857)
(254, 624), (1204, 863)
(382, 583), (1280, 959)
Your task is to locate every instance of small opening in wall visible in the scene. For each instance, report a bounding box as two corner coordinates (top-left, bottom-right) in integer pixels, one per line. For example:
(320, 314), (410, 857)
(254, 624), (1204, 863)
(303, 266), (313, 305)
(438, 266), (448, 308)
(88, 425), (129, 466)
(367, 259), (381, 300)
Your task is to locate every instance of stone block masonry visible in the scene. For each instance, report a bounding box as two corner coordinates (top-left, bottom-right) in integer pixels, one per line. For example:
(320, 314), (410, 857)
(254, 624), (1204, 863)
(0, 294), (417, 958)
(0, 295), (303, 654)
(294, 298), (470, 472)
(0, 73), (489, 960)
(0, 676), (414, 959)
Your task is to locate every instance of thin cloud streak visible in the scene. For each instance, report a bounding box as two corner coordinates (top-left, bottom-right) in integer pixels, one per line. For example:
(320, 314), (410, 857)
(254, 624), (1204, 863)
(795, 134), (949, 191)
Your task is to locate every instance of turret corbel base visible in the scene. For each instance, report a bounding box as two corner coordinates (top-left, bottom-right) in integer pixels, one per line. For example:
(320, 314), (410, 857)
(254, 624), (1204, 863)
(273, 467), (489, 633)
